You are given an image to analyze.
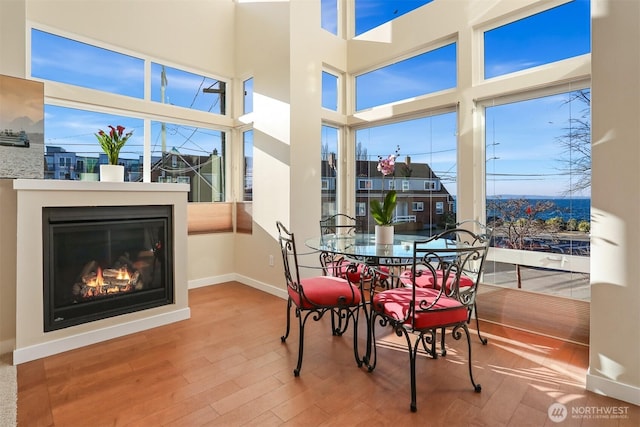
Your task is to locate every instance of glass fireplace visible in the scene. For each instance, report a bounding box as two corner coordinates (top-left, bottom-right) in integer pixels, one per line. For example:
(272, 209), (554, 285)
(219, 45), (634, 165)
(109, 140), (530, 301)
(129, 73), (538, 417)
(43, 205), (174, 331)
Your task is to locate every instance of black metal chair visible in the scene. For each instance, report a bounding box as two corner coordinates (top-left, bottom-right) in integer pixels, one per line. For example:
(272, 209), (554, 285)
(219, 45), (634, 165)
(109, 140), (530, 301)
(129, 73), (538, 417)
(318, 214), (362, 281)
(276, 221), (362, 376)
(399, 219), (492, 354)
(367, 228), (488, 412)
(444, 220), (493, 347)
(318, 214), (378, 335)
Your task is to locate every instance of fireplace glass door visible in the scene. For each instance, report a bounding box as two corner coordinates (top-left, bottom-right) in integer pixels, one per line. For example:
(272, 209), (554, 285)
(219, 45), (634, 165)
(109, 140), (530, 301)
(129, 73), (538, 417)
(43, 205), (174, 331)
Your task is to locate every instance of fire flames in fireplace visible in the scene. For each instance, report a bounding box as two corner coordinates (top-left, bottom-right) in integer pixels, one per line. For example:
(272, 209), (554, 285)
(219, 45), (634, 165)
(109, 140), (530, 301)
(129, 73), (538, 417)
(73, 259), (144, 301)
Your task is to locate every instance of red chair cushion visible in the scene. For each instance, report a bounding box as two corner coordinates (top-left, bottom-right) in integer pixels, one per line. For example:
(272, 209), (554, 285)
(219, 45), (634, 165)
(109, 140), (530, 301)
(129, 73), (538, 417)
(372, 287), (467, 330)
(326, 262), (389, 283)
(290, 275), (362, 309)
(400, 269), (473, 290)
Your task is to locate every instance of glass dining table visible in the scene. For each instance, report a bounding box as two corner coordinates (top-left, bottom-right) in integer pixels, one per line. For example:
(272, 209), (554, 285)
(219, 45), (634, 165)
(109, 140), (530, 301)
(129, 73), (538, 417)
(305, 232), (463, 365)
(305, 232), (451, 267)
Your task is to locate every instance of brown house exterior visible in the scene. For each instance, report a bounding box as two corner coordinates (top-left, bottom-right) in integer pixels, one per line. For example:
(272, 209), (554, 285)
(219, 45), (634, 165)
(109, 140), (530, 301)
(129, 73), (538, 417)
(322, 157), (455, 232)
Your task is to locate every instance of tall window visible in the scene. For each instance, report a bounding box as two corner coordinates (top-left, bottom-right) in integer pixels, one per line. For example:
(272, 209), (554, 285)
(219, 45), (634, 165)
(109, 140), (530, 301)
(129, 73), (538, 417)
(321, 124), (339, 218)
(243, 130), (253, 201)
(243, 78), (254, 115)
(483, 88), (591, 299)
(355, 113), (457, 233)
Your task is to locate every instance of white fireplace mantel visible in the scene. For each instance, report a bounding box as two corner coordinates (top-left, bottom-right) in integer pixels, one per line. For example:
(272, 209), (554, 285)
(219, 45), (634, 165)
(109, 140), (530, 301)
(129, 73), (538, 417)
(11, 179), (190, 364)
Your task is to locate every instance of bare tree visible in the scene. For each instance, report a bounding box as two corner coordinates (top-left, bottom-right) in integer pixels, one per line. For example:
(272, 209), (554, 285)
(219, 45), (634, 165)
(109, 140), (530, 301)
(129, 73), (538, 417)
(488, 198), (559, 288)
(557, 89), (591, 194)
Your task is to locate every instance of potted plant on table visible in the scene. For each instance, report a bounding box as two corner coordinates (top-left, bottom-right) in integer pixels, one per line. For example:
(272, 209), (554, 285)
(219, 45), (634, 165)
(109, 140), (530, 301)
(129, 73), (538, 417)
(370, 146), (399, 244)
(95, 125), (133, 182)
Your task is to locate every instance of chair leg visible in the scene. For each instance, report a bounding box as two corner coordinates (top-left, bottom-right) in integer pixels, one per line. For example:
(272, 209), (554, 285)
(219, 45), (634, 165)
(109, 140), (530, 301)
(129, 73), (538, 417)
(350, 307), (363, 367)
(281, 297), (292, 342)
(471, 303), (488, 345)
(366, 312), (381, 372)
(419, 330), (438, 359)
(408, 331), (421, 412)
(293, 308), (307, 377)
(454, 323), (482, 393)
(331, 308), (350, 336)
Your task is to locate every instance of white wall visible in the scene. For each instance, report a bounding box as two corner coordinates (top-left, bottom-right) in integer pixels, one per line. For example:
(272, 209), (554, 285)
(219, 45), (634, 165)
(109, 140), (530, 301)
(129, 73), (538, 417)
(588, 0), (640, 405)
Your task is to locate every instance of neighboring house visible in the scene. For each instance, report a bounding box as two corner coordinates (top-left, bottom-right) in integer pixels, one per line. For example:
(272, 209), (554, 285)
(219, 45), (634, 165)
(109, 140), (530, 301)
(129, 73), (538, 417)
(149, 148), (224, 202)
(322, 156), (455, 231)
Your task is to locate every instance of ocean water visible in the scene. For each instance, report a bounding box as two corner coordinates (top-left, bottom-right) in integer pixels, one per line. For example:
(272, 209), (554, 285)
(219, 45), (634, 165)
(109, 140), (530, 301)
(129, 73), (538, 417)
(487, 198), (591, 222)
(0, 143), (44, 179)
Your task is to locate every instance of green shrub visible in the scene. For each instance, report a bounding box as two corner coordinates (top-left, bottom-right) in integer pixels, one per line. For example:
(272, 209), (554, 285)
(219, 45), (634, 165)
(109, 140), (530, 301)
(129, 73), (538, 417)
(546, 216), (565, 230)
(578, 221), (590, 232)
(566, 218), (578, 231)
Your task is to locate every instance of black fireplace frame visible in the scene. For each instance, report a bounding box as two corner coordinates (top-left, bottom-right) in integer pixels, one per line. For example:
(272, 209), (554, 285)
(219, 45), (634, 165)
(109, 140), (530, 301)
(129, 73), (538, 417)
(42, 205), (175, 332)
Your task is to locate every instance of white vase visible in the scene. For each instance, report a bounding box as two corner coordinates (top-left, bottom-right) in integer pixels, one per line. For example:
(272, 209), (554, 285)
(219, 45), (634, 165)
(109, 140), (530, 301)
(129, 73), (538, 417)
(100, 164), (124, 182)
(375, 225), (394, 245)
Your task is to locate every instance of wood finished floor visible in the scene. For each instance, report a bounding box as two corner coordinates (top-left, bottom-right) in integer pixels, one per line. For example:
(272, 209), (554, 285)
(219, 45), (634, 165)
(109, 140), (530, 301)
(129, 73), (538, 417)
(18, 282), (639, 426)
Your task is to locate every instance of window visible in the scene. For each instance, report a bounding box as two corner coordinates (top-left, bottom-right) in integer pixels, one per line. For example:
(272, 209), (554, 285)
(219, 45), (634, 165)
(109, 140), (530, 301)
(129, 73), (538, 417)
(355, 112), (457, 233)
(150, 121), (225, 202)
(435, 202), (443, 214)
(243, 129), (253, 201)
(388, 180), (396, 190)
(322, 125), (339, 218)
(483, 87), (591, 298)
(43, 105), (143, 181)
(322, 71), (339, 111)
(243, 78), (254, 114)
(424, 180), (438, 190)
(151, 64), (226, 115)
(33, 27), (229, 205)
(355, 0), (433, 36)
(31, 29), (144, 98)
(356, 202), (367, 217)
(412, 202), (424, 211)
(355, 44), (456, 111)
(358, 179), (372, 190)
(484, 0), (590, 79)
(321, 0), (338, 35)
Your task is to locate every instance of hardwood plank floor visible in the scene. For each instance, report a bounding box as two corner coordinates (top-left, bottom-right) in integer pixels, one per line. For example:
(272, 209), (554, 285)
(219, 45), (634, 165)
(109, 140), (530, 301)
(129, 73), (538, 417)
(18, 282), (639, 426)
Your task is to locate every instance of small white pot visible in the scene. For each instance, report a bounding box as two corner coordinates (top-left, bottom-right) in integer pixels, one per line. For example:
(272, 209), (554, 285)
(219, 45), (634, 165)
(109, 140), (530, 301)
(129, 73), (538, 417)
(374, 225), (394, 245)
(100, 164), (124, 182)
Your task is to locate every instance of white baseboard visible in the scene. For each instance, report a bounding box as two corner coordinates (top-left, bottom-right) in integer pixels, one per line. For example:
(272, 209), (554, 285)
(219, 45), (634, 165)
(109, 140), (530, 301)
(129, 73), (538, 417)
(12, 308), (191, 365)
(586, 369), (640, 406)
(188, 274), (237, 289)
(188, 274), (287, 300)
(234, 274), (288, 300)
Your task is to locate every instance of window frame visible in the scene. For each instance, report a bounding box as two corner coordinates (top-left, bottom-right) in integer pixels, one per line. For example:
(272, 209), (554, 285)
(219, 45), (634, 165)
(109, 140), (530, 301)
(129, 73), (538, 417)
(29, 24), (233, 203)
